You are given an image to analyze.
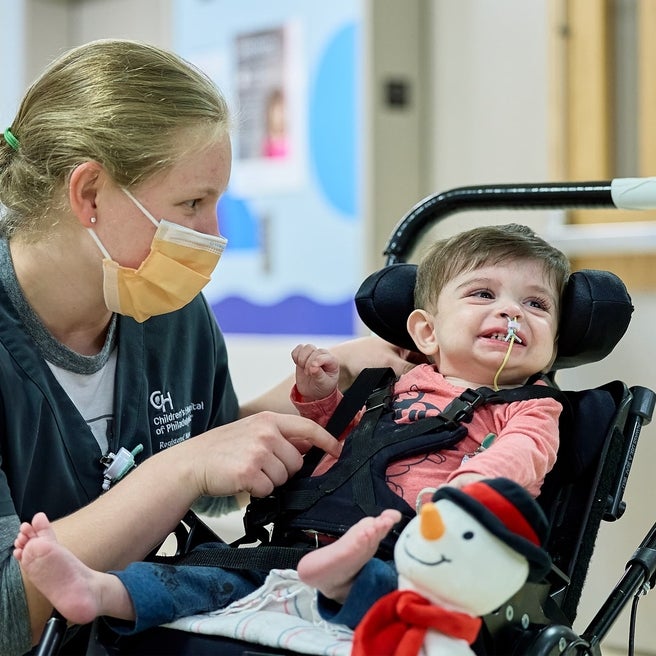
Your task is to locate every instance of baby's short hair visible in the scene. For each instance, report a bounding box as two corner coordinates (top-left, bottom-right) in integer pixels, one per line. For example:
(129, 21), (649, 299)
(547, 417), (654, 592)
(414, 224), (571, 313)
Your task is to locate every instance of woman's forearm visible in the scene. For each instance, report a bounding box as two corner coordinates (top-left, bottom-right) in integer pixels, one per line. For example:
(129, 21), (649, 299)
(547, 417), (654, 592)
(21, 444), (199, 642)
(238, 336), (417, 419)
(239, 374), (297, 418)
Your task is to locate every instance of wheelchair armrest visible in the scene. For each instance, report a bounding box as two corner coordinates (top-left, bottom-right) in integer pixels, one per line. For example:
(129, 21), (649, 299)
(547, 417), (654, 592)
(516, 624), (598, 656)
(604, 386), (656, 521)
(480, 563), (574, 655)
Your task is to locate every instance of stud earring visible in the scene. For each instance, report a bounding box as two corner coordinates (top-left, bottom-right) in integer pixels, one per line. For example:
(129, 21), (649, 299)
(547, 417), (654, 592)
(90, 217), (97, 224)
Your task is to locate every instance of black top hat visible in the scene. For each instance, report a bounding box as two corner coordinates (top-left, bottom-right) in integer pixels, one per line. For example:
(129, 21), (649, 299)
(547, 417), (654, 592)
(432, 477), (551, 582)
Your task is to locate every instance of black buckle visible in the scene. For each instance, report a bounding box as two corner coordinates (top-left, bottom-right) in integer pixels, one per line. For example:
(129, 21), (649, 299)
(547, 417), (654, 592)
(439, 388), (487, 426)
(365, 385), (393, 413)
(244, 495), (281, 530)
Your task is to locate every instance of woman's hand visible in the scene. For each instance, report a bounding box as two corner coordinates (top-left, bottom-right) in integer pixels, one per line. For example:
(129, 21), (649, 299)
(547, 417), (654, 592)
(183, 411), (341, 499)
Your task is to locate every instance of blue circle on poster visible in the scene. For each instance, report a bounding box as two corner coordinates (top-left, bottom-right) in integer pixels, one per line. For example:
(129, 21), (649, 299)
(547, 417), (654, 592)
(309, 23), (357, 219)
(217, 193), (259, 250)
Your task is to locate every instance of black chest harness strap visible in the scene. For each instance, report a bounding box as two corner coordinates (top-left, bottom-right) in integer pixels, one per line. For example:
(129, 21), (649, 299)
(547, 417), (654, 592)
(168, 368), (567, 571)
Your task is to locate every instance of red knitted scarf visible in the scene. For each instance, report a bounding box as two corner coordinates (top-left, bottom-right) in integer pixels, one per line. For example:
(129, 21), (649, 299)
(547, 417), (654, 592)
(352, 589), (482, 656)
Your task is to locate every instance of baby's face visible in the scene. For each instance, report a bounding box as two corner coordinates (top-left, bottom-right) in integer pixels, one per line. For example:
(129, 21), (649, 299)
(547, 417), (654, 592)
(427, 260), (559, 387)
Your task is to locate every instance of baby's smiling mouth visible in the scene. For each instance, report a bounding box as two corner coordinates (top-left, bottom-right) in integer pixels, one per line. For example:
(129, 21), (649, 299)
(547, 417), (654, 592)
(482, 331), (525, 345)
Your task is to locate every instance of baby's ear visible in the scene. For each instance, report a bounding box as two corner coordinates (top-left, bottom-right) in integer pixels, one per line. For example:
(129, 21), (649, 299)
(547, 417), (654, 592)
(407, 309), (439, 356)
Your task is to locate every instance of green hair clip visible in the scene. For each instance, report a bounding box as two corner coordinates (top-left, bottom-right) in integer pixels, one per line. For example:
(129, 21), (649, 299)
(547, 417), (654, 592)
(3, 128), (19, 152)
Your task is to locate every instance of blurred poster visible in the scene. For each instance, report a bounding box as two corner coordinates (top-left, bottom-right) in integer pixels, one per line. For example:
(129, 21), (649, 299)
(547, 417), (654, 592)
(235, 27), (287, 160)
(231, 21), (305, 195)
(173, 0), (363, 337)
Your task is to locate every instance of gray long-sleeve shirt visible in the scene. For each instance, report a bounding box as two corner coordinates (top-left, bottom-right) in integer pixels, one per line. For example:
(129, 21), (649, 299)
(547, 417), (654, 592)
(0, 514), (30, 655)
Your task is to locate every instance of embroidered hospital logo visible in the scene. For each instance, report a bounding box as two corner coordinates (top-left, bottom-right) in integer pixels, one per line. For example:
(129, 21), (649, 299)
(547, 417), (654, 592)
(151, 393), (206, 448)
(150, 390), (173, 412)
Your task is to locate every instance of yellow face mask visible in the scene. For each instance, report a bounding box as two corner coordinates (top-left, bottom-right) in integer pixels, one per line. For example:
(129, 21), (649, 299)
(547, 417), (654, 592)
(88, 189), (227, 323)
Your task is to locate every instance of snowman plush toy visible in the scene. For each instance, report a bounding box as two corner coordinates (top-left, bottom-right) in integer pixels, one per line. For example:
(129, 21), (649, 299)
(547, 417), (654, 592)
(352, 477), (552, 656)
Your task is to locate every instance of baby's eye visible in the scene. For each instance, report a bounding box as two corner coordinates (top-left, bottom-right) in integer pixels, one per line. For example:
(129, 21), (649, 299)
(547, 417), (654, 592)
(526, 298), (550, 311)
(471, 289), (494, 299)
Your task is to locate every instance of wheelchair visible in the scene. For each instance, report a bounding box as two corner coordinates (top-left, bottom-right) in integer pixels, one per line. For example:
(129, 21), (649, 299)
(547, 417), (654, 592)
(38, 179), (656, 656)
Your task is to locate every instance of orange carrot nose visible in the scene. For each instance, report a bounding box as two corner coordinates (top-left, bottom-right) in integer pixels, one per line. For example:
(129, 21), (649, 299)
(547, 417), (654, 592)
(420, 502), (445, 540)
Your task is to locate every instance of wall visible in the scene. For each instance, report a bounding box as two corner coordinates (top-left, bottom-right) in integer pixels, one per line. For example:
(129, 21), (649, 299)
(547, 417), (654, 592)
(0, 0), (26, 128)
(17, 0), (171, 89)
(429, 0), (550, 189)
(364, 0), (426, 270)
(72, 0), (171, 45)
(426, 2), (656, 652)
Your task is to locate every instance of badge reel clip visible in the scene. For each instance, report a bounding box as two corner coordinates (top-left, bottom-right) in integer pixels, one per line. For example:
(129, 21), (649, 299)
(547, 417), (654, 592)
(101, 444), (144, 491)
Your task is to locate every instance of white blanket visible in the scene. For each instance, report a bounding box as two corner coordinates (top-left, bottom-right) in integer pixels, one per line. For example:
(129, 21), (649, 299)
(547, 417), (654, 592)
(164, 568), (354, 655)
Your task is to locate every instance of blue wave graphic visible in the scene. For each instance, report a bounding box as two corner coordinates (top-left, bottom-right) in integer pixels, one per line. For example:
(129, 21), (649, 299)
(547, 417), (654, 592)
(212, 296), (356, 335)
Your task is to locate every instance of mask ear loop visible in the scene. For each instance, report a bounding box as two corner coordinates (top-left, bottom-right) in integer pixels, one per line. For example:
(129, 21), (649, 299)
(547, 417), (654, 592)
(87, 227), (112, 259)
(492, 317), (521, 391)
(86, 187), (161, 259)
(122, 188), (161, 228)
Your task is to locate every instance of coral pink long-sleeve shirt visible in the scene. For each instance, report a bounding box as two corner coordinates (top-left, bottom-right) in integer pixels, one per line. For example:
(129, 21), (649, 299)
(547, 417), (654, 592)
(291, 364), (561, 506)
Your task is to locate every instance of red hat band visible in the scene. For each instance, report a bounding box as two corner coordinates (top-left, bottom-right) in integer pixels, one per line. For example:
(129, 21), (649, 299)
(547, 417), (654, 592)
(463, 481), (540, 547)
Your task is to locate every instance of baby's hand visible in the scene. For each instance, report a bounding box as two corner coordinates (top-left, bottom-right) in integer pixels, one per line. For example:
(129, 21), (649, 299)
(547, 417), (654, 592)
(292, 344), (340, 401)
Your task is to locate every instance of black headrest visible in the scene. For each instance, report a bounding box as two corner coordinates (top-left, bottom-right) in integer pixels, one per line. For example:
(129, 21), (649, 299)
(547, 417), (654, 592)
(355, 264), (633, 370)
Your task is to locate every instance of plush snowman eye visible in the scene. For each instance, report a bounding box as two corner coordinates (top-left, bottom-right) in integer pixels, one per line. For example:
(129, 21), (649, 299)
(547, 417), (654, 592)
(462, 531), (474, 540)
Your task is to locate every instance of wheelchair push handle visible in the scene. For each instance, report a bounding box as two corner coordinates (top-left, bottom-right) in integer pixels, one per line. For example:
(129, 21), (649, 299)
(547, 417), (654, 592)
(384, 177), (656, 265)
(628, 385), (656, 425)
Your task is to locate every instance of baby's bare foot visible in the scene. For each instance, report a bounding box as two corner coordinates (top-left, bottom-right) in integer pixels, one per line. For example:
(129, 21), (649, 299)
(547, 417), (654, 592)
(297, 509), (401, 603)
(15, 512), (133, 625)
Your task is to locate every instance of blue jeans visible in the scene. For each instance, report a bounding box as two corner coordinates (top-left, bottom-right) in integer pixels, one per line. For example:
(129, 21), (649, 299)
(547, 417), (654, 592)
(315, 557), (398, 629)
(105, 546), (397, 635)
(106, 543), (268, 635)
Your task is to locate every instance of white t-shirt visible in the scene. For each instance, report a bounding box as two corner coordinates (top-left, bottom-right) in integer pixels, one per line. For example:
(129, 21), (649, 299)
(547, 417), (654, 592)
(47, 349), (117, 455)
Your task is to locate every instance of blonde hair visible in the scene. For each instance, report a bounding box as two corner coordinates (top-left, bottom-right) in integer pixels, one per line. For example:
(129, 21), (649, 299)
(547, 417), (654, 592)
(0, 39), (230, 240)
(414, 224), (571, 313)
